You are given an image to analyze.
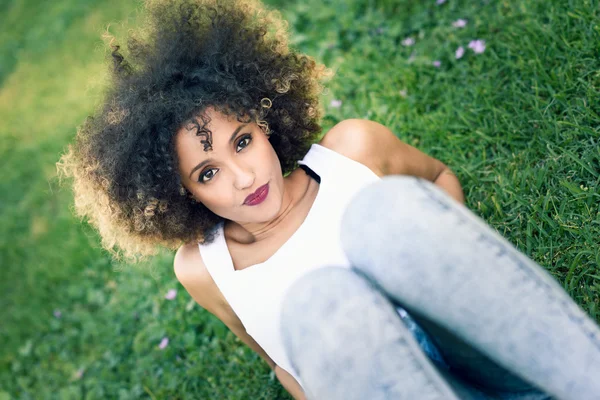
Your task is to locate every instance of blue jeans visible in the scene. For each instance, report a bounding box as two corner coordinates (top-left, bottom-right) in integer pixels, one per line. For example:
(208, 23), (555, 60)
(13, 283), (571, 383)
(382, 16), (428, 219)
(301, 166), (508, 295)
(280, 176), (600, 400)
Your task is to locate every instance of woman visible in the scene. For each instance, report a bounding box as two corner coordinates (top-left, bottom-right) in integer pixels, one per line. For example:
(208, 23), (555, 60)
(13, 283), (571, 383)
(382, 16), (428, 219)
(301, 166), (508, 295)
(57, 0), (600, 398)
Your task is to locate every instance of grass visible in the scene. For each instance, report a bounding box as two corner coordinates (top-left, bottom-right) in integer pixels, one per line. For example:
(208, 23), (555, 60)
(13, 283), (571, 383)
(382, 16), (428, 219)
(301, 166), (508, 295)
(1, 0), (599, 398)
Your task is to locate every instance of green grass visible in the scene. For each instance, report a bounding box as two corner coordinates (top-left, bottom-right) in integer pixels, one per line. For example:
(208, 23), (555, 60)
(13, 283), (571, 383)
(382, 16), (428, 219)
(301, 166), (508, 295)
(1, 0), (599, 398)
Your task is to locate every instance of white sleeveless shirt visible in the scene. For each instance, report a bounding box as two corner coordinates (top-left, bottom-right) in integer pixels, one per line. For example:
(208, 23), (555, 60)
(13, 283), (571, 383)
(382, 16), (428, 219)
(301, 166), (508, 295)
(198, 143), (407, 389)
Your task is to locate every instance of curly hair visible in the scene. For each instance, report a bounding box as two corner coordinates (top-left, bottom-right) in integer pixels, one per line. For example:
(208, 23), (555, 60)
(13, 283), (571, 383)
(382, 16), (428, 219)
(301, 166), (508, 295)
(56, 0), (333, 262)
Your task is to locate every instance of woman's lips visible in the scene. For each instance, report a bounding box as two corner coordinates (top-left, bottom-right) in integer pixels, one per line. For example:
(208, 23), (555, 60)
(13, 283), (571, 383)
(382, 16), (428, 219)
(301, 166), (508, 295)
(244, 183), (269, 206)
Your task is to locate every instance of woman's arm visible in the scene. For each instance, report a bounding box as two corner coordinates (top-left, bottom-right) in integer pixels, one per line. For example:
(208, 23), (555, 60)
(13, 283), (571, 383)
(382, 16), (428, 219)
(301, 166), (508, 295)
(275, 365), (307, 400)
(320, 119), (465, 205)
(216, 310), (310, 400)
(219, 312), (308, 400)
(174, 245), (305, 398)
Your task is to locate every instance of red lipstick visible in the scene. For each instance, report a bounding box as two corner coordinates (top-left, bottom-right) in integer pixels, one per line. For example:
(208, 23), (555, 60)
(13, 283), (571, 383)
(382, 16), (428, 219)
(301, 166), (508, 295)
(244, 183), (269, 206)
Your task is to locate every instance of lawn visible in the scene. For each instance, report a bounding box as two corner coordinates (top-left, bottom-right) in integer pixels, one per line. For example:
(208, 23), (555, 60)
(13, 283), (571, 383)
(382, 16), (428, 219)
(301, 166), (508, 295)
(1, 0), (598, 398)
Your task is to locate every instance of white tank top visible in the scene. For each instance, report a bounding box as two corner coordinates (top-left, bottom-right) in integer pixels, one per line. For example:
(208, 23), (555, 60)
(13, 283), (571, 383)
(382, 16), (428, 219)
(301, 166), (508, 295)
(198, 143), (402, 389)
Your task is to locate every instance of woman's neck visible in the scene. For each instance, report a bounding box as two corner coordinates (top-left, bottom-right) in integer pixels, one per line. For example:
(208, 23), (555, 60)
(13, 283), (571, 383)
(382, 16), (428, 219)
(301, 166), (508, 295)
(224, 168), (314, 245)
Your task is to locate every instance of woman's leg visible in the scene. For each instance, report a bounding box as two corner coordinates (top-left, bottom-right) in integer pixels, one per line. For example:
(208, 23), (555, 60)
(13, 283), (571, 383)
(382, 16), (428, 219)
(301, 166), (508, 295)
(280, 267), (495, 400)
(403, 309), (553, 399)
(339, 175), (600, 400)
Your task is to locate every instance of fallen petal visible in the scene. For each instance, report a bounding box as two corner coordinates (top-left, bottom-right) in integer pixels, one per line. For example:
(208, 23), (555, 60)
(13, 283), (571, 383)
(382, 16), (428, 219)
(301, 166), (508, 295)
(452, 19), (467, 28)
(473, 40), (486, 53)
(402, 37), (415, 46)
(165, 289), (177, 300)
(468, 39), (487, 53)
(158, 337), (169, 349)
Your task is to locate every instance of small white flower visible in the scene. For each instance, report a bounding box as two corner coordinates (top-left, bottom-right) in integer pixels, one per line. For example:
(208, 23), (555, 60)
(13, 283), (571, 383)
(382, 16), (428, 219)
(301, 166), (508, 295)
(330, 99), (342, 108)
(452, 19), (467, 28)
(468, 39), (486, 54)
(158, 337), (169, 350)
(402, 37), (415, 46)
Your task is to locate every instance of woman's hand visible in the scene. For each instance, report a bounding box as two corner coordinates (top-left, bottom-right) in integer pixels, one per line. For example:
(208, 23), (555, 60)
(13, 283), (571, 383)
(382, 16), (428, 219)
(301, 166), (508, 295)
(433, 168), (465, 204)
(275, 365), (306, 400)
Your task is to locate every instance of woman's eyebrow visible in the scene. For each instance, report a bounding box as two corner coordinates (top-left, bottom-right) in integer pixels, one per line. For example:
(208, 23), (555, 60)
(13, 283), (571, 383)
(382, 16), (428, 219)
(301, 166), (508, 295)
(188, 123), (249, 178)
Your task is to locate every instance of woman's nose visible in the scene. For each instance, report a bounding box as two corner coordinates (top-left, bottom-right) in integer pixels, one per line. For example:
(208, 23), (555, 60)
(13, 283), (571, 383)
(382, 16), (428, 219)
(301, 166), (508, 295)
(231, 162), (255, 190)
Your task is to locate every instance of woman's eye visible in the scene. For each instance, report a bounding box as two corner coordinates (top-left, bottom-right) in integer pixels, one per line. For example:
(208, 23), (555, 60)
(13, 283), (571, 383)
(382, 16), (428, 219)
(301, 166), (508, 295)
(200, 168), (218, 183)
(236, 134), (252, 152)
(198, 135), (252, 183)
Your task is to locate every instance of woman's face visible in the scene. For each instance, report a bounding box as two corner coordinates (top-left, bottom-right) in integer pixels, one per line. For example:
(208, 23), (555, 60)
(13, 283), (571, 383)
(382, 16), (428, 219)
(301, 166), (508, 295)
(175, 107), (286, 225)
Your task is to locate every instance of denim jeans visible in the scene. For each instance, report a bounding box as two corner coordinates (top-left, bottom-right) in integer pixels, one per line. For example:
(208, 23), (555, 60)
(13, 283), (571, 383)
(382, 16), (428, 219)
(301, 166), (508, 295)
(280, 176), (600, 400)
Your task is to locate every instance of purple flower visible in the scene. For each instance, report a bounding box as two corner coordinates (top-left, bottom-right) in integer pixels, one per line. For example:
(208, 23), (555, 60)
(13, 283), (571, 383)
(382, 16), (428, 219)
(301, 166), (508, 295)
(468, 39), (486, 54)
(452, 19), (467, 28)
(165, 289), (177, 300)
(53, 309), (62, 319)
(401, 37), (415, 46)
(436, 0), (446, 4)
(455, 46), (465, 59)
(330, 99), (342, 108)
(432, 60), (441, 68)
(158, 337), (169, 350)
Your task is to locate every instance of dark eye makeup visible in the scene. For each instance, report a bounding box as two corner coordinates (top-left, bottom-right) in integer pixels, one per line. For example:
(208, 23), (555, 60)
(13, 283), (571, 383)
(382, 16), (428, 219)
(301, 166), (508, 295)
(197, 134), (252, 183)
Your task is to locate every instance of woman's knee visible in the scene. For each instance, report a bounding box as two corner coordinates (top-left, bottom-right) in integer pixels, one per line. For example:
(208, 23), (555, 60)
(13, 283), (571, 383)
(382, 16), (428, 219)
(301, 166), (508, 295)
(280, 267), (383, 370)
(339, 175), (453, 269)
(281, 267), (373, 331)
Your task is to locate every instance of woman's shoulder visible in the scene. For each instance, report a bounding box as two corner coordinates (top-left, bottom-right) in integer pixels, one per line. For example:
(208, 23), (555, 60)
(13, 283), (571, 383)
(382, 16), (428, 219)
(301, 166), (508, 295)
(173, 242), (212, 291)
(174, 240), (202, 266)
(174, 242), (229, 314)
(318, 119), (384, 177)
